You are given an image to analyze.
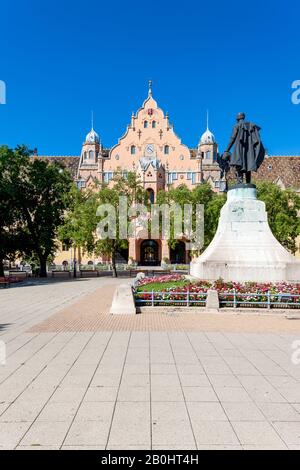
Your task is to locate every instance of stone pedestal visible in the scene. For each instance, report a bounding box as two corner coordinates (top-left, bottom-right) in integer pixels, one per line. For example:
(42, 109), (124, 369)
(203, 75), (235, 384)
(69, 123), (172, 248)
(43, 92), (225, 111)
(190, 185), (300, 282)
(110, 284), (136, 315)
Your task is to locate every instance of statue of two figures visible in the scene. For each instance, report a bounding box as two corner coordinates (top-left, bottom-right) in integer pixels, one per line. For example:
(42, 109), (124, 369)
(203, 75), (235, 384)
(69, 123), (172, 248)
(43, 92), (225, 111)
(217, 112), (266, 188)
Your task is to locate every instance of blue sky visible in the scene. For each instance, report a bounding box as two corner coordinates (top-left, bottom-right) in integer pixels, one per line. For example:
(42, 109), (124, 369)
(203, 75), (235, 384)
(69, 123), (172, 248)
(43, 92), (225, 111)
(0, 0), (300, 156)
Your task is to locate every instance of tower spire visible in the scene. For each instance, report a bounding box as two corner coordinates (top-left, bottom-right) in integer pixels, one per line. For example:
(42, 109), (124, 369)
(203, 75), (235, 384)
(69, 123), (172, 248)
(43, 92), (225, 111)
(206, 110), (209, 131)
(148, 79), (152, 97)
(91, 110), (94, 130)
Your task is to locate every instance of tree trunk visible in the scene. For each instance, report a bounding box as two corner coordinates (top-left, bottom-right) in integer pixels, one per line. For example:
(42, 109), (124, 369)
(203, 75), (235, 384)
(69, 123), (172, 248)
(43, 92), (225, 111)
(111, 249), (118, 278)
(73, 245), (77, 278)
(39, 256), (48, 278)
(0, 258), (4, 277)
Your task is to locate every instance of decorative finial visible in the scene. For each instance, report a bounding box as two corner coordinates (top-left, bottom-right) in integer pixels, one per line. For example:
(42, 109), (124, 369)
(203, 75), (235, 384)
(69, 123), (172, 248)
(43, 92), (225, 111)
(148, 79), (152, 97)
(91, 110), (94, 130)
(206, 110), (209, 131)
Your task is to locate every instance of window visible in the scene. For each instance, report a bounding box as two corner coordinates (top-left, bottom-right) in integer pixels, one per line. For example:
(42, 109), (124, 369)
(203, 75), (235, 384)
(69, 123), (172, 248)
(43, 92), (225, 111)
(205, 151), (211, 159)
(168, 173), (177, 184)
(152, 121), (156, 128)
(146, 188), (155, 203)
(144, 121), (148, 128)
(130, 145), (136, 155)
(88, 150), (94, 160)
(83, 151), (87, 160)
(164, 145), (170, 155)
(62, 243), (70, 251)
(76, 180), (86, 189)
(103, 172), (113, 183)
(186, 172), (192, 180)
(192, 173), (197, 184)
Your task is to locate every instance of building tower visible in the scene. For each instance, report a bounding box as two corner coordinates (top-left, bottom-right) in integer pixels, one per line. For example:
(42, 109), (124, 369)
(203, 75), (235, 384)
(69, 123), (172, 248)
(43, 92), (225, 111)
(77, 113), (103, 188)
(198, 111), (218, 165)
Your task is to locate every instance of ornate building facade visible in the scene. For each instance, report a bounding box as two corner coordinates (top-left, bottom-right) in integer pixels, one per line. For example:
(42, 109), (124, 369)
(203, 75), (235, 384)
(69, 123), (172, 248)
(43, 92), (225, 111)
(76, 82), (220, 194)
(37, 83), (300, 266)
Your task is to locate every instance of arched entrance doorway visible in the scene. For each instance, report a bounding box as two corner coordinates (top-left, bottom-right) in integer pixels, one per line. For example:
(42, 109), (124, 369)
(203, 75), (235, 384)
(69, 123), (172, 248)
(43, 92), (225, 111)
(140, 240), (159, 266)
(170, 241), (186, 264)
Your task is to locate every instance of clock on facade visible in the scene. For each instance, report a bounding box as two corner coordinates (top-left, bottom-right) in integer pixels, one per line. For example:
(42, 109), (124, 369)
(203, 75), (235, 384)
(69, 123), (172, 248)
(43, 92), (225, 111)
(144, 144), (155, 157)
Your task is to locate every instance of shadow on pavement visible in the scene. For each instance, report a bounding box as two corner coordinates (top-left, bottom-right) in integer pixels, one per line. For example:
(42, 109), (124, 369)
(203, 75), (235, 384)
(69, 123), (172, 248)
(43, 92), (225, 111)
(5, 274), (128, 289)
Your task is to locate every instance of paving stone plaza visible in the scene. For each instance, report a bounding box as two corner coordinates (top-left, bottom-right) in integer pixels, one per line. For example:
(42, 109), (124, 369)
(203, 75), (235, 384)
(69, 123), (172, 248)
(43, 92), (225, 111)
(1, 278), (300, 450)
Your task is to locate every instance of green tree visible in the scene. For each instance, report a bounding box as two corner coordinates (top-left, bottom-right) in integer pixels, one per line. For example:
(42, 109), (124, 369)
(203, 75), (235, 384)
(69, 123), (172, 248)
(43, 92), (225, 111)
(0, 145), (73, 277)
(58, 186), (100, 275)
(0, 145), (31, 276)
(257, 182), (300, 253)
(59, 173), (146, 277)
(13, 149), (74, 277)
(94, 186), (128, 277)
(94, 173), (147, 277)
(156, 183), (226, 254)
(59, 185), (98, 253)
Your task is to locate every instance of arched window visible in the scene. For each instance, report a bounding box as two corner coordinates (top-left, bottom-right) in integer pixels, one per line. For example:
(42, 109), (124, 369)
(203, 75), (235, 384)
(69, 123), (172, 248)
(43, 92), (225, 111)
(164, 145), (170, 155)
(130, 145), (136, 155)
(146, 188), (155, 204)
(152, 121), (156, 128)
(88, 150), (94, 160)
(144, 121), (148, 128)
(83, 151), (87, 160)
(62, 260), (68, 271)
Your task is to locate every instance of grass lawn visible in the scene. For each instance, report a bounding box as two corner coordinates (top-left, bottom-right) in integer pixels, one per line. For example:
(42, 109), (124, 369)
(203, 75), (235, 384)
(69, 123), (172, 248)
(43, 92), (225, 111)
(136, 279), (191, 292)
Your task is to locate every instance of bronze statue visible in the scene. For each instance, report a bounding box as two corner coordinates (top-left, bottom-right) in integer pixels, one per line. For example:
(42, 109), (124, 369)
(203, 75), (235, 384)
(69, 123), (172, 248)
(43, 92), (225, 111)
(221, 112), (265, 184)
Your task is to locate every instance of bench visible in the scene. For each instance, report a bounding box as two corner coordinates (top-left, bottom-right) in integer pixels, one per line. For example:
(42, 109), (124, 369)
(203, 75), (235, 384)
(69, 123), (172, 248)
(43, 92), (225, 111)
(51, 270), (71, 278)
(8, 270), (28, 279)
(129, 269), (171, 278)
(0, 277), (10, 288)
(80, 269), (99, 277)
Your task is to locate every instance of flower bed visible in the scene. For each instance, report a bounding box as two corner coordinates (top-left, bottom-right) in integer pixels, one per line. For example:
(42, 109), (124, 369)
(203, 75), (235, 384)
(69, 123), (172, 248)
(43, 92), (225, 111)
(134, 277), (300, 308)
(214, 281), (300, 308)
(135, 275), (208, 307)
(137, 273), (185, 287)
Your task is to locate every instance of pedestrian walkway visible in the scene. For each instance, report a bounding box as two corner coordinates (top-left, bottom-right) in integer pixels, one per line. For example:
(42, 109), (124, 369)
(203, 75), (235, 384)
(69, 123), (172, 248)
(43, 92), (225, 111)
(29, 279), (300, 334)
(0, 279), (300, 450)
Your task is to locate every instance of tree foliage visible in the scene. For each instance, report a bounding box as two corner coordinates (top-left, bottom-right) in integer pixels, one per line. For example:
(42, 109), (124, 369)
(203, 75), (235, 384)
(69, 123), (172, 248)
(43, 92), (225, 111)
(0, 145), (74, 277)
(257, 182), (300, 253)
(156, 183), (226, 253)
(59, 171), (147, 277)
(0, 145), (30, 276)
